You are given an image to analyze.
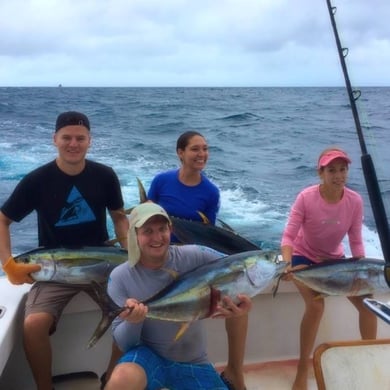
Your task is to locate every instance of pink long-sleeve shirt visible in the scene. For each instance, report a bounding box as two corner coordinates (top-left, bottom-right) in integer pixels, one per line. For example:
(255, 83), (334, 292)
(281, 184), (365, 262)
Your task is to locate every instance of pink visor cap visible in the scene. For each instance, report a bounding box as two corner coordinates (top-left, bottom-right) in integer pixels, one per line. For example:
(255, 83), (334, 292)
(318, 150), (351, 169)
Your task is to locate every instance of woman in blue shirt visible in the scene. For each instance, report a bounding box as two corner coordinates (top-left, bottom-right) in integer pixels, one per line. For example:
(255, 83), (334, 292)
(148, 131), (247, 390)
(148, 130), (220, 224)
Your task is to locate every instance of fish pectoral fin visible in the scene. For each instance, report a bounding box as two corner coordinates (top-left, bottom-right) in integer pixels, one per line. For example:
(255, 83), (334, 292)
(174, 322), (192, 341)
(214, 270), (243, 286)
(272, 275), (283, 298)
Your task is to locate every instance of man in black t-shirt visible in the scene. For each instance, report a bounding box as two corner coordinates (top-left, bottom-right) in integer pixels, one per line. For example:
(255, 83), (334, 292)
(0, 111), (128, 390)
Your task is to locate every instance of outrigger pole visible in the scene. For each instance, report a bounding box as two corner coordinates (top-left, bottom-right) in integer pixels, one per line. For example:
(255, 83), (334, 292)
(325, 0), (390, 286)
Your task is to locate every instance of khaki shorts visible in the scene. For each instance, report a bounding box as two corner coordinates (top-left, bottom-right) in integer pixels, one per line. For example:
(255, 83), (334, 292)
(25, 282), (89, 333)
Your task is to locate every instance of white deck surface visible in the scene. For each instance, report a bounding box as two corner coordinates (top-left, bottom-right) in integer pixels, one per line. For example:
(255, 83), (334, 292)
(51, 360), (318, 390)
(2, 277), (390, 390)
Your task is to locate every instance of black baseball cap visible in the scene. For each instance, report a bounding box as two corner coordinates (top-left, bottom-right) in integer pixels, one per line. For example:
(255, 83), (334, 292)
(55, 111), (90, 132)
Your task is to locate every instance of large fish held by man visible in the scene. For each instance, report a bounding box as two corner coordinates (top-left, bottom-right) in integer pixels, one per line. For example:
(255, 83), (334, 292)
(143, 249), (285, 321)
(14, 245), (128, 348)
(14, 246), (128, 284)
(88, 249), (287, 347)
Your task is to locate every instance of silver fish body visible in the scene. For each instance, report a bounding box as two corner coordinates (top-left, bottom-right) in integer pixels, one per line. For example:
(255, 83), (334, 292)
(144, 250), (286, 321)
(291, 258), (389, 296)
(14, 246), (128, 349)
(15, 246), (128, 284)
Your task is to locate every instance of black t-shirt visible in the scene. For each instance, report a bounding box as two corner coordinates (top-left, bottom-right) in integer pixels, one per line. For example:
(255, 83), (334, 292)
(1, 160), (124, 247)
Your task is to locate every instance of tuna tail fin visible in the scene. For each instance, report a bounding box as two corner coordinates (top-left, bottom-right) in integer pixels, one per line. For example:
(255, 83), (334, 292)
(84, 281), (123, 349)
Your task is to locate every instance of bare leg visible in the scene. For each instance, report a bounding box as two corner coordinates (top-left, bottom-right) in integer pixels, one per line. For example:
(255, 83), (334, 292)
(102, 342), (123, 387)
(105, 362), (146, 390)
(348, 295), (377, 339)
(292, 283), (325, 390)
(222, 314), (248, 390)
(23, 312), (55, 390)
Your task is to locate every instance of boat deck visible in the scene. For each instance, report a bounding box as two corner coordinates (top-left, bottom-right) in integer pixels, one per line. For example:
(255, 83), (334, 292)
(241, 360), (317, 390)
(2, 278), (390, 390)
(52, 360), (317, 390)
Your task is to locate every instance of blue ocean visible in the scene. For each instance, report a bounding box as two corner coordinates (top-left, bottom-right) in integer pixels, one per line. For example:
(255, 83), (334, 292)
(1, 87), (390, 259)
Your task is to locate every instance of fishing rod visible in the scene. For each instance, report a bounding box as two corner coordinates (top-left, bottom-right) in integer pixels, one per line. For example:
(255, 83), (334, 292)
(325, 0), (390, 287)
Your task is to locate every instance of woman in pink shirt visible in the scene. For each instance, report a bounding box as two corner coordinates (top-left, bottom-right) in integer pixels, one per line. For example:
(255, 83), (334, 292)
(281, 147), (377, 390)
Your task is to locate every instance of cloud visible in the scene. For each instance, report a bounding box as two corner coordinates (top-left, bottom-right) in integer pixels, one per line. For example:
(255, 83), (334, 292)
(0, 0), (389, 86)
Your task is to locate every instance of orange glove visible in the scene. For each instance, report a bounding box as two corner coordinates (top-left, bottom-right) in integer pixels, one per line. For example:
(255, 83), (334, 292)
(2, 256), (41, 285)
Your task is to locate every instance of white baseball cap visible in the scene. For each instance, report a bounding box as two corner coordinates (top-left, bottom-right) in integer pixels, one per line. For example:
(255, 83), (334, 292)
(127, 203), (171, 266)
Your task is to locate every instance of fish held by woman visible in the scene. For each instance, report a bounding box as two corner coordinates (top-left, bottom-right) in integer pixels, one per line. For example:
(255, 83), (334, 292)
(132, 177), (261, 254)
(170, 216), (261, 254)
(288, 258), (389, 297)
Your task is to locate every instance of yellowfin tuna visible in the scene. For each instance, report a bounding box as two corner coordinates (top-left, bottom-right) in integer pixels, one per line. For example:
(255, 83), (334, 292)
(144, 250), (285, 321)
(15, 246), (128, 284)
(291, 258), (388, 297)
(88, 250), (286, 347)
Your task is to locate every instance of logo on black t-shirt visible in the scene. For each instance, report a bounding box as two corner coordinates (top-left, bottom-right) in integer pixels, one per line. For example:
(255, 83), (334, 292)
(55, 186), (96, 227)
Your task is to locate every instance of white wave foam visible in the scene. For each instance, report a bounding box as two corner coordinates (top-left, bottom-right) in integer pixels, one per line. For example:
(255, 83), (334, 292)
(343, 225), (384, 259)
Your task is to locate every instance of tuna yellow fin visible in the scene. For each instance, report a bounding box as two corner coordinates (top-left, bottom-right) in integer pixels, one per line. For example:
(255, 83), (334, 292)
(197, 211), (210, 224)
(174, 322), (191, 341)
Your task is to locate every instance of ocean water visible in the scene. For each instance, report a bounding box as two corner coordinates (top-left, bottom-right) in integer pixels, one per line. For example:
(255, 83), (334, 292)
(1, 87), (390, 259)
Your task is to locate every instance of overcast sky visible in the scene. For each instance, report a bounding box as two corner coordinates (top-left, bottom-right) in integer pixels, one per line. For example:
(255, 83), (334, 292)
(1, 0), (389, 87)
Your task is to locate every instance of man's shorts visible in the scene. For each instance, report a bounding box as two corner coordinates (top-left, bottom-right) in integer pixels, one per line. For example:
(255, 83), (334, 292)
(25, 281), (87, 334)
(118, 345), (228, 390)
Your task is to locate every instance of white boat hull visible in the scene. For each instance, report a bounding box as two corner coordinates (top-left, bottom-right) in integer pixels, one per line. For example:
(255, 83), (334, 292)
(1, 277), (390, 389)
